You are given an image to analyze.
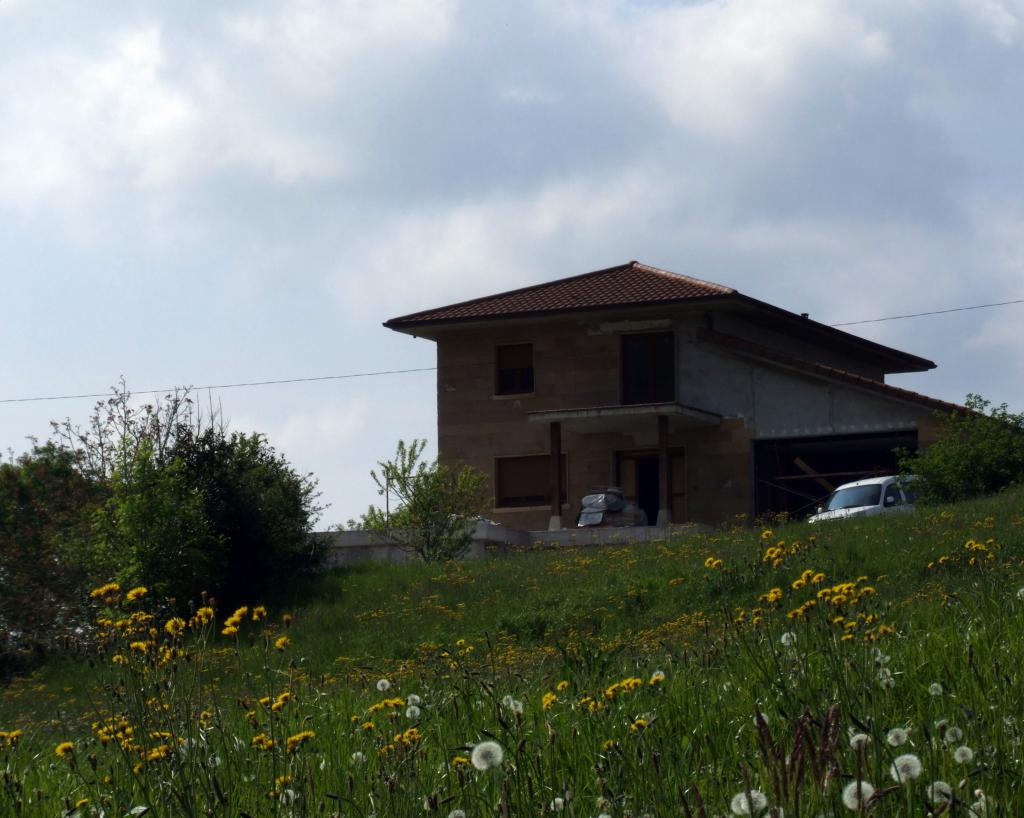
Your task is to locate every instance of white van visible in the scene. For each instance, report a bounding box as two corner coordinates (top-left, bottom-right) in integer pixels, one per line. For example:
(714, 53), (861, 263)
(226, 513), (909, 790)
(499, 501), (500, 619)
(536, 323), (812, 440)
(808, 475), (917, 523)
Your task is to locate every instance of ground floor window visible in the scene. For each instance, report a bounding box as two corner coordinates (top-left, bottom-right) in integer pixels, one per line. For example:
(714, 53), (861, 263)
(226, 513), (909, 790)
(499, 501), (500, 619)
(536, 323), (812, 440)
(495, 454), (567, 508)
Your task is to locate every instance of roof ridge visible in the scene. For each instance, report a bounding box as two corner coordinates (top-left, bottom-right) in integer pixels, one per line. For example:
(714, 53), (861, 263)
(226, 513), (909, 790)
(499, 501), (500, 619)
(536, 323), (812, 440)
(631, 261), (735, 295)
(385, 260), (733, 327)
(384, 261), (635, 326)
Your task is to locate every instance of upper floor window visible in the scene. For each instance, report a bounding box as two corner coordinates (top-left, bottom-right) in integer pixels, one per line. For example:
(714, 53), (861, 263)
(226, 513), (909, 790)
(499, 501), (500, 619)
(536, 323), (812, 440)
(495, 343), (534, 395)
(621, 332), (675, 404)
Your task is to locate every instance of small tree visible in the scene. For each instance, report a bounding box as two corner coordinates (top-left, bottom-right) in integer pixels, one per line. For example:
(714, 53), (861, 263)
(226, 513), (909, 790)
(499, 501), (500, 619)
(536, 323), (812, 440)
(358, 439), (489, 562)
(0, 444), (105, 674)
(898, 393), (1024, 504)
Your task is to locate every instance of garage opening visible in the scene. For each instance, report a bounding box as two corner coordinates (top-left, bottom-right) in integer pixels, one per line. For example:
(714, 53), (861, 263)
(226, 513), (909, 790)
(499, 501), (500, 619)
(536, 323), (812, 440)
(753, 431), (917, 520)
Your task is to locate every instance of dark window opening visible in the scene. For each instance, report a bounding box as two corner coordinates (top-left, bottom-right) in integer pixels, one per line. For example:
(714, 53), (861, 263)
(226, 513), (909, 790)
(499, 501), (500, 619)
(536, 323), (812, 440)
(495, 454), (567, 508)
(621, 332), (675, 404)
(495, 343), (534, 395)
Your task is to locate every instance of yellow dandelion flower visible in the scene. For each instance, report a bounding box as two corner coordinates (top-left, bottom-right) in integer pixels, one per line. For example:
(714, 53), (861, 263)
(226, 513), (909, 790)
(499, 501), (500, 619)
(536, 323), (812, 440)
(221, 625), (238, 637)
(251, 734), (275, 750)
(556, 680), (570, 691)
(89, 582), (120, 599)
(55, 741), (74, 758)
(125, 586), (148, 602)
(285, 730), (315, 753)
(542, 692), (557, 710)
(252, 605), (267, 622)
(145, 744), (171, 762)
(164, 618), (186, 637)
(274, 635), (290, 651)
(451, 755), (470, 767)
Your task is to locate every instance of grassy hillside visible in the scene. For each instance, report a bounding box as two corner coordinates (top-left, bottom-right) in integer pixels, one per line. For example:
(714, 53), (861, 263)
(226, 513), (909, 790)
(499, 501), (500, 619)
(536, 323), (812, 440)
(2, 488), (1023, 817)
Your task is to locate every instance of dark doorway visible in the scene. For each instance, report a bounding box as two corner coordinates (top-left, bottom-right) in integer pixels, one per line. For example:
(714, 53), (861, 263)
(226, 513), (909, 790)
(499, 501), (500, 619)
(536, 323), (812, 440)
(753, 432), (918, 519)
(616, 448), (686, 525)
(635, 456), (660, 525)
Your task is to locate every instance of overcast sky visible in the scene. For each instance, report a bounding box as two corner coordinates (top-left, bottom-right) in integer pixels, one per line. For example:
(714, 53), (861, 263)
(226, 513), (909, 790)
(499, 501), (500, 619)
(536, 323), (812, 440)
(2, 0), (1023, 526)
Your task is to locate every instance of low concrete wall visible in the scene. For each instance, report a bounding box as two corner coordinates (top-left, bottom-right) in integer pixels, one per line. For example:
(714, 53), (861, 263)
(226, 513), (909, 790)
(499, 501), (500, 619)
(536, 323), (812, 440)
(318, 521), (709, 567)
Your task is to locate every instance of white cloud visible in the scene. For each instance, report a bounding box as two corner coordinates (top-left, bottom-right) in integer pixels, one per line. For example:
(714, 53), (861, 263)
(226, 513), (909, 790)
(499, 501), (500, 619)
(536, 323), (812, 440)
(956, 0), (1022, 45)
(550, 0), (890, 139)
(329, 165), (675, 317)
(0, 26), (198, 217)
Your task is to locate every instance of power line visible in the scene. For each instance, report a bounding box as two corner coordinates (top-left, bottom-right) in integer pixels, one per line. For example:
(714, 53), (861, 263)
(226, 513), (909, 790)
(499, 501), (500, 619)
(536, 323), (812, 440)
(830, 298), (1024, 327)
(1, 296), (1021, 406)
(0, 366), (437, 405)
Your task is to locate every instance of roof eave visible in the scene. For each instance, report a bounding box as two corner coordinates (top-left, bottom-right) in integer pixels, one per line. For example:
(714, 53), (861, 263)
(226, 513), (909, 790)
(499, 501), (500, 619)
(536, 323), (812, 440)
(729, 294), (936, 374)
(383, 293), (734, 336)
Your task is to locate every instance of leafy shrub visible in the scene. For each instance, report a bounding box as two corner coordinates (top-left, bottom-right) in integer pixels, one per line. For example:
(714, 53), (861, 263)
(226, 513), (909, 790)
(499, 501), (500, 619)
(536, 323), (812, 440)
(899, 393), (1024, 503)
(356, 439), (489, 562)
(1, 385), (324, 668)
(0, 444), (105, 673)
(95, 428), (324, 608)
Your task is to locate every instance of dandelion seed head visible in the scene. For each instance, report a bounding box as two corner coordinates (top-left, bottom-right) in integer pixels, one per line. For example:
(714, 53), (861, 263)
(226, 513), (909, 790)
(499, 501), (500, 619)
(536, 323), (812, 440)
(780, 632), (797, 647)
(376, 678), (391, 692)
(406, 694), (421, 706)
(447, 811), (466, 818)
(470, 740), (504, 770)
(954, 745), (974, 764)
(550, 797), (565, 811)
(928, 781), (953, 805)
(729, 789), (768, 815)
(890, 753), (923, 784)
(406, 705), (421, 719)
(945, 726), (964, 743)
(886, 727), (909, 747)
(970, 791), (993, 817)
(841, 781), (875, 811)
(929, 682), (944, 696)
(849, 732), (871, 751)
(350, 751), (366, 764)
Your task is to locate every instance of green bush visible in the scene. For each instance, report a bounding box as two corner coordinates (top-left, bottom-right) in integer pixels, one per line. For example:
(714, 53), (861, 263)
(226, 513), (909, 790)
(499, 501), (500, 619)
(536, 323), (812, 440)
(1, 386), (324, 656)
(0, 444), (105, 673)
(899, 393), (1024, 503)
(95, 428), (324, 608)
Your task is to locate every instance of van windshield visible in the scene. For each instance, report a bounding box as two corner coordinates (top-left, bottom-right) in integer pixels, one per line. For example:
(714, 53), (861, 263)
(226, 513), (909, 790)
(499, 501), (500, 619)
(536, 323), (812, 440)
(825, 485), (882, 511)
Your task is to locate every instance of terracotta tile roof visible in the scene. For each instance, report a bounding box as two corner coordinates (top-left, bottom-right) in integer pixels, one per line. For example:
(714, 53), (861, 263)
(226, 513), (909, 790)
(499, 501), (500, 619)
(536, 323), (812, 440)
(384, 261), (733, 327)
(696, 328), (964, 414)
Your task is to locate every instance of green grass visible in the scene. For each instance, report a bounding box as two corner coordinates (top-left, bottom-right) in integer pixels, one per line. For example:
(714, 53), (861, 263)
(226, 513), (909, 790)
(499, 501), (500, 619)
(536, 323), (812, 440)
(2, 487), (1023, 817)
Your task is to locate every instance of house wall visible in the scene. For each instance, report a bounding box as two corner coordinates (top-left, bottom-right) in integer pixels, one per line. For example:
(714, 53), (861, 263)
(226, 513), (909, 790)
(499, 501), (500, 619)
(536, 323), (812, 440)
(677, 327), (931, 438)
(434, 308), (933, 528)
